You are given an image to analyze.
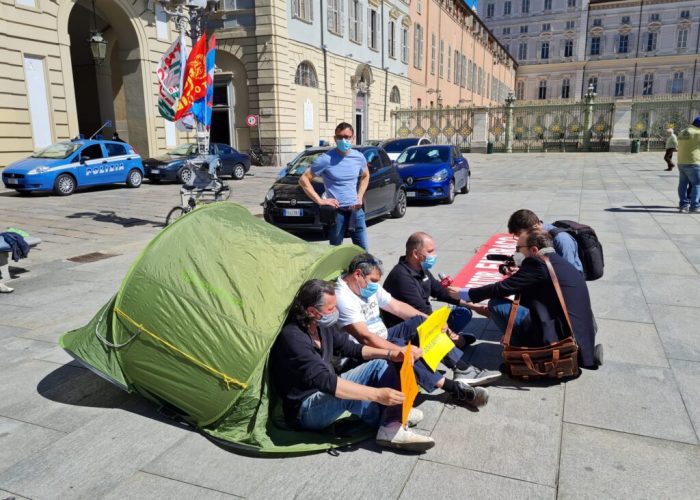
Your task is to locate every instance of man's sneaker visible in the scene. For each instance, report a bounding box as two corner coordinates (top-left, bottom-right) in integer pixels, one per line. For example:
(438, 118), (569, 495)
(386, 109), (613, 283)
(680, 206), (690, 213)
(453, 365), (502, 386)
(452, 380), (489, 408)
(0, 283), (14, 293)
(407, 408), (424, 427)
(375, 422), (435, 452)
(690, 207), (700, 213)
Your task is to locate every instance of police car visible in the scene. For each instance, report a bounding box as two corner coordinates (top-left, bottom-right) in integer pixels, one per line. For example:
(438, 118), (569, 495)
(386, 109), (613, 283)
(1, 139), (144, 195)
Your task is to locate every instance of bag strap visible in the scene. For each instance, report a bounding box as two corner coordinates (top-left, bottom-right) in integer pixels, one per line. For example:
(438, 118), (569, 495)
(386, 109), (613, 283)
(502, 295), (520, 347)
(540, 255), (575, 338)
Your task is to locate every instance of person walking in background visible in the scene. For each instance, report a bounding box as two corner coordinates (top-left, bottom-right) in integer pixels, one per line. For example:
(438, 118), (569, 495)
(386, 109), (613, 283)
(677, 117), (700, 213)
(664, 128), (678, 171)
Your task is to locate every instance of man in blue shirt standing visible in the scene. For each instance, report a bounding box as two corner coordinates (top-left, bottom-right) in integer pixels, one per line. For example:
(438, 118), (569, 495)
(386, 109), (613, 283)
(299, 122), (371, 250)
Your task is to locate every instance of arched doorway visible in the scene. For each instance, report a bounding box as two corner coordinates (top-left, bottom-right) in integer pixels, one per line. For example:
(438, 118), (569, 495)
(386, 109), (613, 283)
(352, 65), (373, 144)
(213, 51), (249, 151)
(66, 0), (149, 155)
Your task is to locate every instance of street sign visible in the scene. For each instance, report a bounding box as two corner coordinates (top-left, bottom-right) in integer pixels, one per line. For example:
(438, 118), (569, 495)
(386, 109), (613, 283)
(246, 114), (259, 127)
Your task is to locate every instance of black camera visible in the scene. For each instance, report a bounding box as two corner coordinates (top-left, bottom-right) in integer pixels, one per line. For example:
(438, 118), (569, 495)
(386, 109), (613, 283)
(486, 254), (516, 275)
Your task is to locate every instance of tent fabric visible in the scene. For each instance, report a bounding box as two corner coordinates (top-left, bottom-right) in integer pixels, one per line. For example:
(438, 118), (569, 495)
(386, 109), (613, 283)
(60, 203), (368, 455)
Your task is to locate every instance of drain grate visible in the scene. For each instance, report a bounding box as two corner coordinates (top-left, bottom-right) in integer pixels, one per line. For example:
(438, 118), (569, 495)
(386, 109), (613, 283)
(68, 252), (119, 263)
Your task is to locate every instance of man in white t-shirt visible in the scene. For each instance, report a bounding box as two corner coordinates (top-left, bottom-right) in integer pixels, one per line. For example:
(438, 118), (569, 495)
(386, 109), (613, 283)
(335, 253), (491, 407)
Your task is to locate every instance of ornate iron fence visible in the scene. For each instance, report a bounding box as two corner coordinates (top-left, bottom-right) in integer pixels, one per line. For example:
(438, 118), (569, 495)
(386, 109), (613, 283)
(630, 97), (700, 151)
(394, 106), (474, 151)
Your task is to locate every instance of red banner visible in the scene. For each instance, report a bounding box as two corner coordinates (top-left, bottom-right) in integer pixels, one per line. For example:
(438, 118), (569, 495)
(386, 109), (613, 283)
(175, 34), (208, 121)
(452, 233), (517, 288)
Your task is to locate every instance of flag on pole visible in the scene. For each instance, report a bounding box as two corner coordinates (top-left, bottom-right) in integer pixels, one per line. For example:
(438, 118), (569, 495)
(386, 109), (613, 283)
(191, 34), (216, 127)
(400, 342), (419, 428)
(175, 34), (208, 121)
(157, 33), (187, 121)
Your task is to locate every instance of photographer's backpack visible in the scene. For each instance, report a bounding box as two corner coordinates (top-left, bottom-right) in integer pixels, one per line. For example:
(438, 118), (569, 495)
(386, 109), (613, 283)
(550, 220), (604, 281)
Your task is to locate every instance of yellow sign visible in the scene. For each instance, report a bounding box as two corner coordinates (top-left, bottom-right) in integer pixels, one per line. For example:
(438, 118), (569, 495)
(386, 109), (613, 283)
(400, 342), (418, 428)
(417, 307), (455, 372)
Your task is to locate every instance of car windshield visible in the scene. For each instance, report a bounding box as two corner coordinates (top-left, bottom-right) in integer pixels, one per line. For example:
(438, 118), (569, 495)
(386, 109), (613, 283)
(167, 144), (196, 156)
(31, 142), (81, 159)
(285, 151), (326, 176)
(382, 139), (418, 153)
(397, 147), (449, 164)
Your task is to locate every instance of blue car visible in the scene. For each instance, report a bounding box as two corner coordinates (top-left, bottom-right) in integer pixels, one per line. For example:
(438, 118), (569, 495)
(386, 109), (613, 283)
(2, 140), (144, 196)
(396, 144), (471, 204)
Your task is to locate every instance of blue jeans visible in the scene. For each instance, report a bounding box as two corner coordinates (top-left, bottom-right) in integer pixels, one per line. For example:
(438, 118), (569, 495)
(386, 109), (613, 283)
(488, 297), (531, 337)
(678, 164), (700, 209)
(328, 207), (369, 251)
(297, 359), (401, 430)
(387, 316), (464, 391)
(447, 306), (473, 334)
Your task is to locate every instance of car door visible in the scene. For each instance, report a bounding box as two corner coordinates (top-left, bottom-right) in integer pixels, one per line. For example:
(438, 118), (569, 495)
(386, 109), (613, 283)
(214, 144), (235, 176)
(104, 142), (130, 182)
(451, 146), (467, 188)
(362, 148), (384, 216)
(76, 144), (107, 186)
(379, 148), (400, 206)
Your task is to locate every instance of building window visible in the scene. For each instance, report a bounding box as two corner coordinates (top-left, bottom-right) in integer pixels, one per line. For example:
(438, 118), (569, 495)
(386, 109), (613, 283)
(417, 98), (421, 108)
(642, 73), (653, 95)
(614, 75), (625, 97)
(542, 23), (551, 33)
(681, 10), (690, 19)
(541, 42), (550, 59)
(544, 0), (551, 11)
(454, 50), (461, 84)
(567, 0), (576, 7)
(504, 43), (511, 55)
(566, 21), (575, 30)
(618, 34), (629, 53)
(294, 61), (318, 87)
(368, 8), (378, 50)
(503, 27), (511, 35)
(562, 78), (570, 99)
(592, 19), (602, 27)
(649, 13), (660, 22)
(349, 1), (362, 44)
(518, 42), (528, 60)
(487, 3), (494, 18)
(291, 0), (313, 22)
(414, 24), (424, 69)
(520, 25), (528, 34)
(516, 80), (524, 100)
(621, 16), (630, 25)
(588, 76), (598, 93)
(327, 0), (344, 36)
(504, 1), (512, 15)
(417, 0), (422, 14)
(522, 0), (529, 14)
(678, 29), (688, 49)
(590, 37), (601, 55)
(538, 80), (547, 100)
(430, 32), (436, 74)
(564, 39), (574, 57)
(439, 39), (445, 78)
(390, 86), (400, 104)
(447, 45), (452, 81)
(388, 21), (396, 58)
(671, 72), (684, 94)
(645, 32), (657, 51)
(401, 27), (409, 64)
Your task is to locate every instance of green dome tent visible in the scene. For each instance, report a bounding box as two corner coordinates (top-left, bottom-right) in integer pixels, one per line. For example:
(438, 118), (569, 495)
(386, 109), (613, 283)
(60, 203), (368, 455)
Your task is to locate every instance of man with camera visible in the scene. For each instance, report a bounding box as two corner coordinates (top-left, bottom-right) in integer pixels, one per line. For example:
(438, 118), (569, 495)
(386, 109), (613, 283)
(299, 122), (370, 250)
(454, 229), (598, 368)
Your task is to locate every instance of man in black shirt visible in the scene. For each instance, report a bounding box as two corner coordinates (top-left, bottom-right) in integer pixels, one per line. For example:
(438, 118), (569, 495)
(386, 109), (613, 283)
(383, 232), (501, 386)
(270, 279), (435, 452)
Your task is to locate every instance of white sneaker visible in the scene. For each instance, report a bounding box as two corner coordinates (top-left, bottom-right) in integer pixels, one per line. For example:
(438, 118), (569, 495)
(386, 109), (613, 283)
(407, 408), (424, 427)
(0, 283), (14, 293)
(375, 422), (435, 452)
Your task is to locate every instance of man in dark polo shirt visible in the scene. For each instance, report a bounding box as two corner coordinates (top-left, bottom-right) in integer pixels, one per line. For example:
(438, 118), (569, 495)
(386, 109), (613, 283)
(383, 232), (501, 386)
(270, 279), (435, 452)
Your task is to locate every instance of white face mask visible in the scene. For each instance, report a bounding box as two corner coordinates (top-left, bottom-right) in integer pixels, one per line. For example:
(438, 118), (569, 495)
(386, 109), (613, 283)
(513, 251), (526, 267)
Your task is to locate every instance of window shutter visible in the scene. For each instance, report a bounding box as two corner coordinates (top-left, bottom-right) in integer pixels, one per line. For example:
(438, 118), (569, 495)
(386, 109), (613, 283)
(327, 1), (333, 31)
(340, 0), (345, 36)
(358, 7), (363, 45)
(367, 7), (371, 46)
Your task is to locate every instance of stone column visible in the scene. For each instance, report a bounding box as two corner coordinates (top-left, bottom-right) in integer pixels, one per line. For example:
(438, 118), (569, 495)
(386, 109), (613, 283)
(583, 87), (595, 152)
(609, 100), (632, 153)
(505, 94), (515, 153)
(471, 107), (489, 154)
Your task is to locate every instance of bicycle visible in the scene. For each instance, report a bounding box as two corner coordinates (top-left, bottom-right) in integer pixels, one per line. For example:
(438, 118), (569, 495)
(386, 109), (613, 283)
(249, 146), (269, 166)
(165, 161), (231, 225)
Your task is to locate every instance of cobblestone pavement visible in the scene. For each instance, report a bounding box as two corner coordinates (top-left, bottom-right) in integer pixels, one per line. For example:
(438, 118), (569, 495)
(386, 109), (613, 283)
(1, 152), (698, 499)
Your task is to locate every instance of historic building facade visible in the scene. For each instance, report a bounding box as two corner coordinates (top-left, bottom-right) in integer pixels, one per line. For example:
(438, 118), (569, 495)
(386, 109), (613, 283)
(478, 0), (700, 101)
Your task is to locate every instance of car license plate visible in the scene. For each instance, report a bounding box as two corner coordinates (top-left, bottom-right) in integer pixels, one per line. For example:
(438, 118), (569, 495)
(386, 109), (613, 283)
(150, 169), (160, 174)
(6, 178), (18, 185)
(406, 191), (416, 198)
(282, 208), (303, 217)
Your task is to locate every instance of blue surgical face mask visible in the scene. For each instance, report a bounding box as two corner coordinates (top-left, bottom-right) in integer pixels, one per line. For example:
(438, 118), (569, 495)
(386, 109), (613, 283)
(335, 138), (352, 153)
(360, 281), (379, 299)
(421, 254), (437, 270)
(317, 309), (339, 327)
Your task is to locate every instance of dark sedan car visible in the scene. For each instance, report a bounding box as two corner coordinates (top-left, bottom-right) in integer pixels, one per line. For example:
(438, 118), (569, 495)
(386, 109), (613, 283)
(263, 146), (407, 234)
(143, 143), (251, 183)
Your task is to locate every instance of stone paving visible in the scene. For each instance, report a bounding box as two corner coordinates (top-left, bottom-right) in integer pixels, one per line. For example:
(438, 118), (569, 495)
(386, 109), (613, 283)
(0, 152), (699, 499)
